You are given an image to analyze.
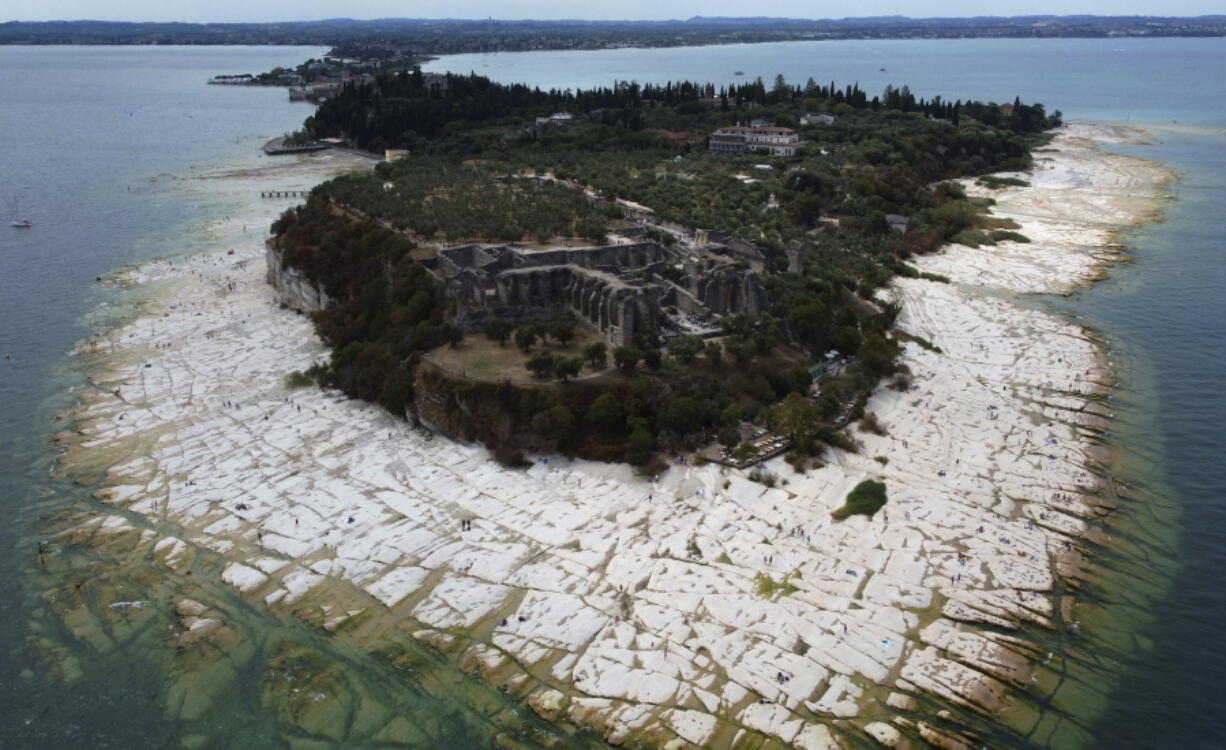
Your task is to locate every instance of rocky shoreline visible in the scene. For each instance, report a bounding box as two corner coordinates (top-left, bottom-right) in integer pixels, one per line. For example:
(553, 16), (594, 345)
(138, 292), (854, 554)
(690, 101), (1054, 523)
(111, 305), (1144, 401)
(50, 122), (1171, 749)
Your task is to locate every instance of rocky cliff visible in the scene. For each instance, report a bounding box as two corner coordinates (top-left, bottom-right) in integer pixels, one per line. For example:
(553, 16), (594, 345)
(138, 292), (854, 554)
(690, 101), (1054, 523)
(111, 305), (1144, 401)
(265, 242), (331, 313)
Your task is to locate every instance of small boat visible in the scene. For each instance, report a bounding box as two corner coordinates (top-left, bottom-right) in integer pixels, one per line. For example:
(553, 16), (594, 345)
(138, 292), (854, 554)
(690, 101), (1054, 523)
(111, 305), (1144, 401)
(734, 71), (744, 76)
(9, 197), (32, 227)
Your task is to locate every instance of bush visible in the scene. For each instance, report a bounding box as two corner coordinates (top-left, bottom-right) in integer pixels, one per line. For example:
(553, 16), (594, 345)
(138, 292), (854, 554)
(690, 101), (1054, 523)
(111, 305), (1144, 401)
(285, 370), (314, 388)
(976, 175), (1030, 189)
(587, 393), (624, 430)
(624, 426), (656, 465)
(990, 230), (1031, 243)
(859, 411), (888, 436)
(554, 356), (584, 381)
(583, 341), (608, 368)
(832, 479), (888, 520)
(613, 346), (640, 373)
(526, 351), (557, 378)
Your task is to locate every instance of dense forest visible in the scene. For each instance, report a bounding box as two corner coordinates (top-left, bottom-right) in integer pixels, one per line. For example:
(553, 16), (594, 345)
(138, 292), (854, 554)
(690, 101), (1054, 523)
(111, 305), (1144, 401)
(306, 69), (1058, 154)
(274, 71), (1062, 469)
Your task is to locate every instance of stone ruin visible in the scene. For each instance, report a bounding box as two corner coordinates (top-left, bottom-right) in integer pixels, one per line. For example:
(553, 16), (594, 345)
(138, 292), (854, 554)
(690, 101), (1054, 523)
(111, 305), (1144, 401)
(426, 241), (767, 347)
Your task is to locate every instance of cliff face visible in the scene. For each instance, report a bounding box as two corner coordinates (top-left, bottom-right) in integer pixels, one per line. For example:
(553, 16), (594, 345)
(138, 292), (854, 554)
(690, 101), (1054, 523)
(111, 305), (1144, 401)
(265, 243), (331, 313)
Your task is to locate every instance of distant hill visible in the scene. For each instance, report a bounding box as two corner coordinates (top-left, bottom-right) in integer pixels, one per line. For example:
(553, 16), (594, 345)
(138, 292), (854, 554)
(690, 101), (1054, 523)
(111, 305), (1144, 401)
(2, 15), (1225, 52)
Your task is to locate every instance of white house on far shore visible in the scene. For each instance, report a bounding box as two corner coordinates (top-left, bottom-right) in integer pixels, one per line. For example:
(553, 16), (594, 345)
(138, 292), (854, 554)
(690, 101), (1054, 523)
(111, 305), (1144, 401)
(709, 125), (803, 156)
(800, 113), (837, 126)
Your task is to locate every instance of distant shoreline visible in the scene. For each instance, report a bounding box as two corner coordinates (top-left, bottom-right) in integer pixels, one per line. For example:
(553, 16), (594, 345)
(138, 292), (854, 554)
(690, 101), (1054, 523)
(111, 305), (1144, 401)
(3, 15), (1225, 53)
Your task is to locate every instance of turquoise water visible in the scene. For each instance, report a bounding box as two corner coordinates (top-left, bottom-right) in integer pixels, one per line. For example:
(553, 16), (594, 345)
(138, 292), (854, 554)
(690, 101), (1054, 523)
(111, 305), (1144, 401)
(0, 39), (1223, 748)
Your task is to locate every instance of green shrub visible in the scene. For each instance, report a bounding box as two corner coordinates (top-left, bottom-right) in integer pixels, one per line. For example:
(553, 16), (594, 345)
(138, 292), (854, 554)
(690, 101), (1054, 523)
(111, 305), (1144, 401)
(832, 479), (888, 520)
(285, 370), (314, 388)
(951, 229), (995, 248)
(990, 230), (1031, 243)
(976, 175), (1030, 189)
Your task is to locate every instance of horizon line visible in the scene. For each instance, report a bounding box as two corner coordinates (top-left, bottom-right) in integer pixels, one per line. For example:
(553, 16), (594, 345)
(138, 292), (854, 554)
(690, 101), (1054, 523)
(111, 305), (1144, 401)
(5, 13), (1226, 25)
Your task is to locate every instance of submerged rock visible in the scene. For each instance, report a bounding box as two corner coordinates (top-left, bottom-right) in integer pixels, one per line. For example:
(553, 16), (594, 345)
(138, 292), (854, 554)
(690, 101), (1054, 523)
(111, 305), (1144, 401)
(175, 598), (207, 617)
(178, 617), (223, 645)
(528, 689), (566, 721)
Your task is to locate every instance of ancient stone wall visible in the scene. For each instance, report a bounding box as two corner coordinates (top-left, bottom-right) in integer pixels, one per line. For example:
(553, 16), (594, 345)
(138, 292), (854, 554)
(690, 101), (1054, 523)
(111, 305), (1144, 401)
(436, 240), (767, 348)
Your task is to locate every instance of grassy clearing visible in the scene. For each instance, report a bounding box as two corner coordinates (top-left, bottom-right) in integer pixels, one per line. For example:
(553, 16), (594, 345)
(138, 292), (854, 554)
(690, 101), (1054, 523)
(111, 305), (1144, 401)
(426, 327), (604, 383)
(755, 572), (799, 598)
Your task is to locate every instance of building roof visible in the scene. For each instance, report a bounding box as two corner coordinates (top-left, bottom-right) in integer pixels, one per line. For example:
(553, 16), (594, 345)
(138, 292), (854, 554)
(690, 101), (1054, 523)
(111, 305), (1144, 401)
(713, 125), (797, 135)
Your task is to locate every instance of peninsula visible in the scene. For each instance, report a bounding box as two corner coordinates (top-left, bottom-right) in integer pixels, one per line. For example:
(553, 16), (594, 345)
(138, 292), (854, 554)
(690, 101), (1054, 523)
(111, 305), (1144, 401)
(265, 70), (1058, 473)
(55, 114), (1169, 748)
(39, 33), (1174, 744)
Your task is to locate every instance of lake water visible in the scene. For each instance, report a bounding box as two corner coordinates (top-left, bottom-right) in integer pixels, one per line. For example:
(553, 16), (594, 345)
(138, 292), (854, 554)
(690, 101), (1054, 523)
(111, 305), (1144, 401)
(0, 39), (1223, 748)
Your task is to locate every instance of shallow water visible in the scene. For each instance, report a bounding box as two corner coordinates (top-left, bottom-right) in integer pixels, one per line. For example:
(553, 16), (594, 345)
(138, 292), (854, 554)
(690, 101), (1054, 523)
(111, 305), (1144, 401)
(0, 46), (596, 750)
(2, 40), (1225, 749)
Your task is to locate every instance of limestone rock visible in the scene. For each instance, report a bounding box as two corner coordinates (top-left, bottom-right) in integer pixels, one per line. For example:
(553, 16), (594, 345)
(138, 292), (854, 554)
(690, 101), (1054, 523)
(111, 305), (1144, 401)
(178, 617), (223, 645)
(528, 689), (567, 721)
(175, 599), (207, 617)
(917, 722), (973, 750)
(865, 721), (909, 749)
(886, 692), (918, 711)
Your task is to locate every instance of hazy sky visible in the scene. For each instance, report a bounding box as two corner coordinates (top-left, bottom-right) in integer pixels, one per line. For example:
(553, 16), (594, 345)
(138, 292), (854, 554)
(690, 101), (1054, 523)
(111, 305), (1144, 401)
(4, 1), (1223, 23)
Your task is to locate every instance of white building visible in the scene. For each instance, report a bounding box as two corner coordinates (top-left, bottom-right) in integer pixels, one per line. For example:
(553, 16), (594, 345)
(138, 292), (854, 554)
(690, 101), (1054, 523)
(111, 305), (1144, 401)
(800, 113), (837, 126)
(708, 126), (803, 156)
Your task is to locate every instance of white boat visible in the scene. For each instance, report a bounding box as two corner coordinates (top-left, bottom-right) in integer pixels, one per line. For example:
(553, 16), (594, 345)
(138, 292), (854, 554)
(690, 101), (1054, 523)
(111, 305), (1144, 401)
(10, 197), (32, 227)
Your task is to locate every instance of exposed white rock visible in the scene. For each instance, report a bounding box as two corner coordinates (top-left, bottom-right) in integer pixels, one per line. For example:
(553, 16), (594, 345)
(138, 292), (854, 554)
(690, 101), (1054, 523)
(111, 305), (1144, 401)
(60, 125), (1169, 747)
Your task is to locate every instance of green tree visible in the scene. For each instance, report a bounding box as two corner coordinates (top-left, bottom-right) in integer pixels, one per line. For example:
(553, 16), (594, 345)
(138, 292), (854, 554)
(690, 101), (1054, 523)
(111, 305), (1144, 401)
(526, 351), (556, 378)
(550, 318), (577, 348)
(554, 355), (583, 382)
(787, 194), (823, 228)
(624, 425), (656, 465)
(724, 337), (755, 366)
(515, 325), (539, 353)
(642, 348), (663, 370)
(532, 405), (576, 445)
(770, 392), (821, 441)
(859, 333), (899, 380)
(720, 402), (742, 429)
(704, 340), (723, 365)
(668, 335), (703, 365)
(484, 317), (514, 346)
(583, 341), (608, 368)
(613, 346), (640, 373)
(379, 364), (414, 416)
(661, 396), (705, 436)
(733, 440), (760, 463)
(718, 427), (741, 449)
(587, 393), (624, 430)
